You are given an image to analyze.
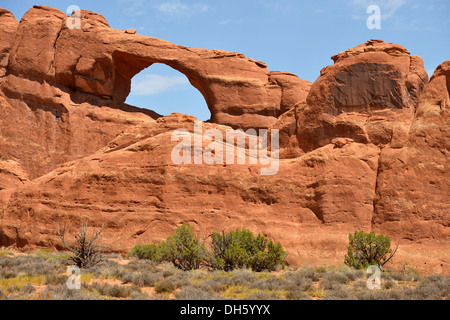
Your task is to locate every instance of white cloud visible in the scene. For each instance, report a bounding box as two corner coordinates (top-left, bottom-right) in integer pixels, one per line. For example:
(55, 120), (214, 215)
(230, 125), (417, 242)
(156, 1), (210, 16)
(131, 74), (190, 96)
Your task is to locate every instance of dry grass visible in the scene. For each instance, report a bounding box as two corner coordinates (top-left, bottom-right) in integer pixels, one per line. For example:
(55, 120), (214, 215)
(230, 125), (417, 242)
(0, 248), (448, 300)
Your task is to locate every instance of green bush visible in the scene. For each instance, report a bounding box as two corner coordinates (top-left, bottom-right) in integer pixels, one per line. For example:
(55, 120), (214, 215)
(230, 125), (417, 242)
(344, 231), (398, 270)
(210, 229), (287, 272)
(127, 224), (287, 273)
(128, 244), (159, 261)
(158, 224), (209, 271)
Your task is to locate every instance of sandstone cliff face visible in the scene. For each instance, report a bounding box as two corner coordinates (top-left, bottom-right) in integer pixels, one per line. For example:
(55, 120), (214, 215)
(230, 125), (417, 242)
(270, 40), (449, 247)
(297, 39), (428, 152)
(372, 61), (450, 242)
(0, 113), (380, 266)
(0, 6), (448, 274)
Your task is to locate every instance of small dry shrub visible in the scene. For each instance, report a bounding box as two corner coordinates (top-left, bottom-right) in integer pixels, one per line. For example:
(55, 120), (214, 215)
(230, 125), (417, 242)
(175, 285), (222, 300)
(155, 279), (177, 294)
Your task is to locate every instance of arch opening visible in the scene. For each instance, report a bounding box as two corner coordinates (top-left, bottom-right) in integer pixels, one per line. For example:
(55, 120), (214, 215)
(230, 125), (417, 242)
(124, 63), (211, 122)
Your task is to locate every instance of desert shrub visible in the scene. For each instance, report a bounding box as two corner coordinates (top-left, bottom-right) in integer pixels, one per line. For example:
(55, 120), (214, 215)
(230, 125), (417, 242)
(355, 289), (394, 300)
(353, 284), (408, 300)
(108, 284), (140, 298)
(122, 271), (163, 287)
(129, 291), (150, 300)
(126, 259), (158, 272)
(0, 249), (14, 257)
(424, 275), (444, 283)
(249, 276), (286, 292)
(45, 274), (69, 286)
(20, 283), (36, 295)
(57, 221), (106, 269)
(155, 279), (177, 294)
(403, 281), (448, 300)
(196, 272), (232, 293)
(93, 266), (127, 281)
(161, 262), (182, 278)
(383, 279), (396, 290)
(385, 289), (405, 300)
(315, 266), (327, 273)
(285, 288), (312, 300)
(167, 272), (190, 288)
(325, 286), (354, 300)
(0, 255), (59, 277)
(335, 266), (365, 282)
(320, 279), (345, 291)
(391, 272), (408, 282)
(344, 231), (398, 270)
(7, 284), (21, 294)
(128, 224), (288, 273)
(0, 256), (15, 268)
(244, 289), (284, 300)
(230, 269), (258, 286)
(353, 279), (369, 291)
(0, 270), (17, 279)
(283, 273), (313, 292)
(84, 258), (129, 280)
(89, 282), (140, 298)
(299, 267), (323, 282)
(128, 244), (159, 261)
(157, 224), (209, 271)
(175, 285), (222, 300)
(210, 229), (287, 272)
(322, 272), (349, 285)
(44, 284), (99, 300)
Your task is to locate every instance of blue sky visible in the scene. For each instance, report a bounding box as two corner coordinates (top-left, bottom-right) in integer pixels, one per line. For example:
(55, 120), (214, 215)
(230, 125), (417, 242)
(3, 0), (449, 121)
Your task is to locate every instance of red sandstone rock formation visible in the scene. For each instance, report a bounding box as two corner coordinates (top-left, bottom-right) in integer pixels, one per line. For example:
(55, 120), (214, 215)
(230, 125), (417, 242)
(0, 5), (311, 178)
(0, 9), (18, 78)
(0, 6), (448, 274)
(6, 5), (310, 131)
(297, 39), (428, 152)
(372, 60), (450, 242)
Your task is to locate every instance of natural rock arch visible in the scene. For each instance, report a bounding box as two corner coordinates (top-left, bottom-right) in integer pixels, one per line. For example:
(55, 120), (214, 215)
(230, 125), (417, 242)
(4, 5), (311, 131)
(124, 61), (211, 120)
(112, 51), (213, 118)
